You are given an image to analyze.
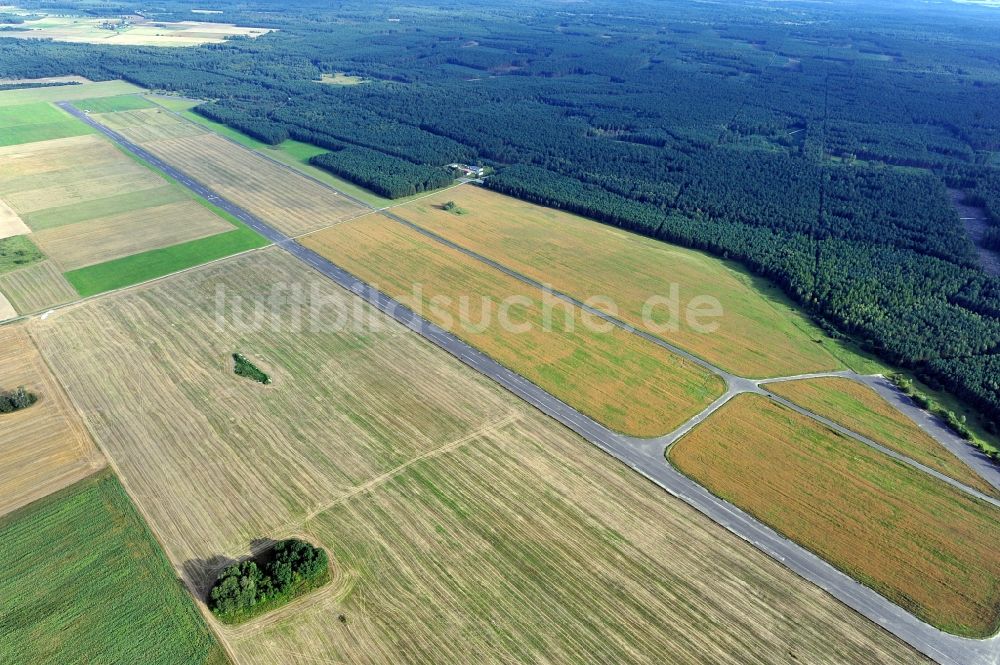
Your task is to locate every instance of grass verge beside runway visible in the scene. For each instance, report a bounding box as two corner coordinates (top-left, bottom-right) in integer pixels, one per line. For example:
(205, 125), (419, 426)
(389, 186), (860, 378)
(0, 470), (227, 665)
(301, 215), (725, 437)
(767, 377), (997, 497)
(669, 393), (1000, 638)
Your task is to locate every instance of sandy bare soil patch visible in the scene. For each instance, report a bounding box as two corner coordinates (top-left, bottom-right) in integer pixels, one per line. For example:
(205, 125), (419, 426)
(0, 325), (104, 517)
(0, 200), (29, 239)
(0, 293), (15, 320)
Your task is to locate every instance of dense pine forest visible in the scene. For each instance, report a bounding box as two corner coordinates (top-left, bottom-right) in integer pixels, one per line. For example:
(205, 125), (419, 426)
(3, 0), (1000, 425)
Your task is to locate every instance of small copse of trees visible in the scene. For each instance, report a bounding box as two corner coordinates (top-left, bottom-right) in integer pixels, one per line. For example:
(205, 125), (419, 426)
(208, 539), (330, 624)
(0, 387), (37, 414)
(233, 353), (271, 385)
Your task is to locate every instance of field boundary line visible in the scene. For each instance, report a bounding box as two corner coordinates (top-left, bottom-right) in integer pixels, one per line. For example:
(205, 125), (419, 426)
(301, 412), (521, 524)
(25, 327), (245, 665)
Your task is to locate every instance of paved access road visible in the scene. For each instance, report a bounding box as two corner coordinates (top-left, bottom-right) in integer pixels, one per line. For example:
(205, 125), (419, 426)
(62, 103), (1000, 665)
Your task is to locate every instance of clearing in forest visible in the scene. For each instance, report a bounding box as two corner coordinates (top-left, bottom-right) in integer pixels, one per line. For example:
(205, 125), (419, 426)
(28, 250), (921, 665)
(92, 108), (370, 236)
(0, 324), (104, 518)
(390, 185), (850, 378)
(0, 471), (227, 665)
(668, 393), (1000, 638)
(302, 215), (725, 437)
(767, 376), (997, 496)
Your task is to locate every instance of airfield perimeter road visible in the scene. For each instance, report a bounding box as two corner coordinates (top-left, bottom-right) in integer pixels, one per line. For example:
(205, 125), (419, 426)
(62, 103), (999, 665)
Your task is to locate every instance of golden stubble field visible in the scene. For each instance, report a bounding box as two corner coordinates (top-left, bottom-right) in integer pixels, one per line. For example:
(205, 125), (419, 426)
(0, 324), (104, 517)
(669, 393), (1000, 638)
(28, 249), (923, 664)
(94, 109), (370, 236)
(390, 186), (848, 378)
(30, 248), (518, 588)
(302, 215), (724, 437)
(767, 376), (997, 496)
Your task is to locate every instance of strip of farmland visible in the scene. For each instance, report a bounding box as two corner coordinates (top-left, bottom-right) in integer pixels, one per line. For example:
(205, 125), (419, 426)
(388, 186), (852, 378)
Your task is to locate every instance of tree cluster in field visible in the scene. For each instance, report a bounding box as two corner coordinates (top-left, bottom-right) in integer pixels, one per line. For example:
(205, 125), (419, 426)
(310, 147), (453, 199)
(0, 387), (37, 414)
(208, 539), (329, 623)
(4, 0), (1000, 427)
(233, 353), (271, 385)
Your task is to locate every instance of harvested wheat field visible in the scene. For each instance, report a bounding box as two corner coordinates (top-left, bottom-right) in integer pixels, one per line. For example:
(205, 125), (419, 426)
(0, 260), (78, 314)
(669, 393), (1000, 638)
(302, 215), (724, 437)
(391, 186), (848, 378)
(94, 109), (370, 236)
(0, 136), (164, 215)
(217, 414), (922, 665)
(767, 377), (997, 496)
(30, 248), (516, 588)
(31, 200), (232, 270)
(0, 324), (104, 517)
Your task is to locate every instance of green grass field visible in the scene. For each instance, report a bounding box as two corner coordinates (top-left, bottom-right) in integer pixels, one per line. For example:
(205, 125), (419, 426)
(0, 471), (228, 665)
(64, 221), (267, 297)
(0, 102), (93, 147)
(73, 94), (158, 114)
(0, 235), (44, 274)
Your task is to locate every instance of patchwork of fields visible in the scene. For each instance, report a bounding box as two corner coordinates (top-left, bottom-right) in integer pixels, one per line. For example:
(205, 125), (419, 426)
(27, 249), (922, 663)
(669, 394), (1000, 638)
(94, 108), (371, 236)
(3, 15), (271, 46)
(389, 186), (854, 378)
(302, 215), (725, 437)
(0, 471), (227, 665)
(0, 85), (268, 316)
